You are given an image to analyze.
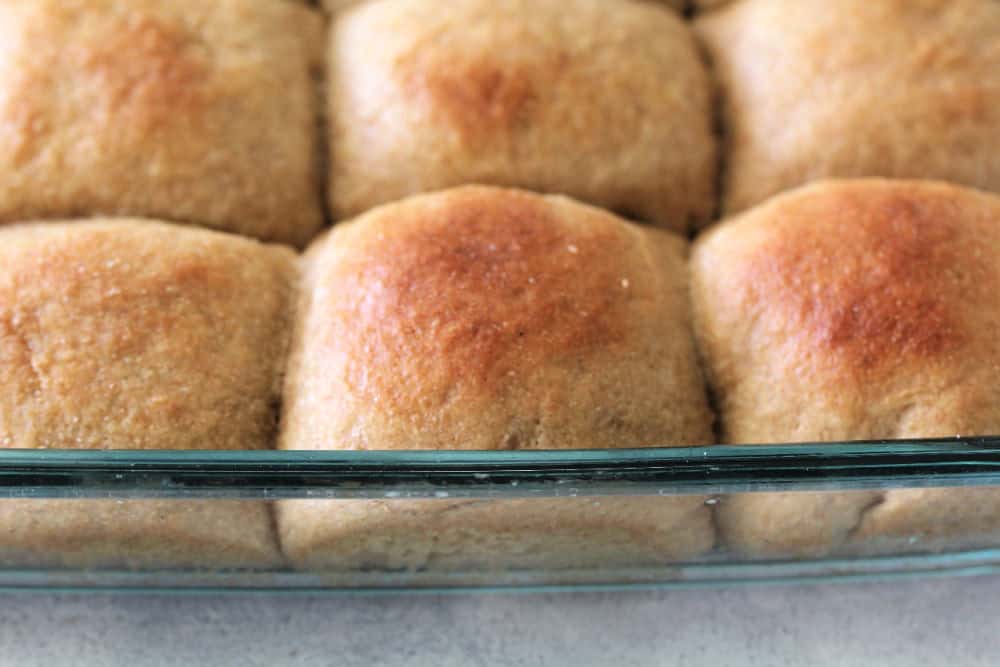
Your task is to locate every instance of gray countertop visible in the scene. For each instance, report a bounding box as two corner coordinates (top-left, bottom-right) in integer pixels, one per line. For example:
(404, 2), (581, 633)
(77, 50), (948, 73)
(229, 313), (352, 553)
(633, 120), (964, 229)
(2, 576), (999, 666)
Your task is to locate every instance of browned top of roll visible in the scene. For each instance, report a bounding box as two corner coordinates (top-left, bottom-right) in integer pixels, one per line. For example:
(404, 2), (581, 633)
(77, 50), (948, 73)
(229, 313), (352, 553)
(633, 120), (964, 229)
(692, 180), (1000, 444)
(697, 0), (1000, 214)
(328, 0), (716, 233)
(282, 186), (714, 451)
(0, 221), (297, 450)
(331, 192), (631, 393)
(0, 0), (325, 246)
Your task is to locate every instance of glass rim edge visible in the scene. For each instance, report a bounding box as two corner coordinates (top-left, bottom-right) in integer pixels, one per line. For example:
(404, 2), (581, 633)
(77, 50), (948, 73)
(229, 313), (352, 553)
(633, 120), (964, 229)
(0, 436), (998, 499)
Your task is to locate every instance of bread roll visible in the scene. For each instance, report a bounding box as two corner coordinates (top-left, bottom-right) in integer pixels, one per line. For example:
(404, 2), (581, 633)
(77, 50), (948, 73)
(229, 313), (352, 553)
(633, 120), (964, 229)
(691, 180), (1000, 557)
(0, 0), (324, 246)
(328, 0), (716, 233)
(0, 221), (297, 569)
(698, 0), (1000, 214)
(278, 186), (715, 570)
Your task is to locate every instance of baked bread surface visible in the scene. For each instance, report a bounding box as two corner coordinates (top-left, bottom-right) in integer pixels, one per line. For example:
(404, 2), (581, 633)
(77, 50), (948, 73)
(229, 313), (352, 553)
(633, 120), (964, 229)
(0, 222), (296, 450)
(0, 221), (296, 568)
(691, 180), (1000, 556)
(328, 0), (716, 233)
(279, 186), (716, 569)
(697, 0), (1000, 214)
(0, 0), (325, 245)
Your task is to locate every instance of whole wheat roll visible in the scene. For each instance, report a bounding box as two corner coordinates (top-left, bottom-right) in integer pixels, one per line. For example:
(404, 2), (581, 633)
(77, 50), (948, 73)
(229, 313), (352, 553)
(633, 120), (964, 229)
(697, 0), (1000, 214)
(278, 186), (716, 571)
(327, 0), (716, 234)
(691, 180), (1000, 558)
(0, 221), (297, 569)
(0, 0), (325, 246)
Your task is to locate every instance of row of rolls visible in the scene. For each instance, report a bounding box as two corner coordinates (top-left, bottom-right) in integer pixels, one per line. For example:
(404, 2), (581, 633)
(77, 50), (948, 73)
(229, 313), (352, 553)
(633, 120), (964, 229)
(5, 178), (1000, 569)
(1, 0), (997, 245)
(0, 0), (999, 570)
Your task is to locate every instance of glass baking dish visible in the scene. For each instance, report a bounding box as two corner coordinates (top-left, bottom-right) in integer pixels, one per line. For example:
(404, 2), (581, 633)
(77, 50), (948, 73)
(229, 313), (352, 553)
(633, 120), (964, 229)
(1, 437), (999, 593)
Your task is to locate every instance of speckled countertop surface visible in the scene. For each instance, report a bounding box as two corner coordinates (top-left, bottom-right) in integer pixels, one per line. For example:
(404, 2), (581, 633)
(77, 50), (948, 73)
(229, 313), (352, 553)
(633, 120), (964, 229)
(1, 576), (999, 666)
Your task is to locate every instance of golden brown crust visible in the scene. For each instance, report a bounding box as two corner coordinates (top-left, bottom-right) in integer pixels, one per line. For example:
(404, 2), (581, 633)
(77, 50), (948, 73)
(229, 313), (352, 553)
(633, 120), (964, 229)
(691, 180), (1000, 557)
(716, 183), (972, 381)
(323, 189), (632, 407)
(692, 179), (1000, 444)
(279, 186), (715, 569)
(284, 186), (713, 452)
(328, 0), (716, 233)
(0, 0), (325, 246)
(697, 0), (1000, 214)
(0, 221), (297, 451)
(0, 220), (296, 568)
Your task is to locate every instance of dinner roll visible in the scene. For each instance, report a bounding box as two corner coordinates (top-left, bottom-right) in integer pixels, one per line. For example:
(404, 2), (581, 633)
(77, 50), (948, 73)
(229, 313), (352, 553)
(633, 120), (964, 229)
(328, 0), (716, 233)
(697, 0), (1000, 214)
(0, 0), (324, 246)
(278, 186), (715, 570)
(691, 180), (1000, 557)
(0, 221), (297, 568)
